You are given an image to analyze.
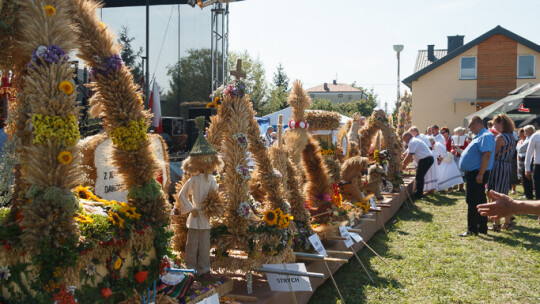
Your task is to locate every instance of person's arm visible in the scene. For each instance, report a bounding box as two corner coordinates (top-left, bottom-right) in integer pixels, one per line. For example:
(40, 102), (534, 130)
(178, 178), (197, 216)
(402, 153), (413, 170)
(478, 190), (540, 219)
(524, 135), (536, 179)
(476, 151), (491, 184)
(493, 136), (505, 159)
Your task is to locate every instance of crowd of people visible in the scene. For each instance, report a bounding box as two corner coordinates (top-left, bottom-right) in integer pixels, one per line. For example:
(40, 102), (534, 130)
(402, 114), (540, 236)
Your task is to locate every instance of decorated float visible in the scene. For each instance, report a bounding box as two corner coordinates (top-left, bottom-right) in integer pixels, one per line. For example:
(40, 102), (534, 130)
(0, 1), (407, 303)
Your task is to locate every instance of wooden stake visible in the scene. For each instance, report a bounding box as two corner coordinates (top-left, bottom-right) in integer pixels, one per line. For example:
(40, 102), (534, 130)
(377, 212), (388, 234)
(283, 263), (297, 304)
(226, 294), (258, 302)
(324, 260), (346, 304)
(326, 250), (354, 257)
(350, 248), (374, 283)
(361, 240), (389, 266)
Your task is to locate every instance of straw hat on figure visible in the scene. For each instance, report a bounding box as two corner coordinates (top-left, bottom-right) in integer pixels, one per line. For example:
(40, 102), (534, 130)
(178, 116), (223, 280)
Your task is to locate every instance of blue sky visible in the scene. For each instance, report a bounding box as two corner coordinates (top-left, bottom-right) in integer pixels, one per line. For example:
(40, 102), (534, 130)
(101, 0), (540, 112)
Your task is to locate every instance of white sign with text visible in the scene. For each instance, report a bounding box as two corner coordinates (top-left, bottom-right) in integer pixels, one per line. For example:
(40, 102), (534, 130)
(308, 234), (327, 257)
(195, 293), (219, 304)
(94, 137), (167, 202)
(263, 263), (312, 292)
(339, 225), (354, 248)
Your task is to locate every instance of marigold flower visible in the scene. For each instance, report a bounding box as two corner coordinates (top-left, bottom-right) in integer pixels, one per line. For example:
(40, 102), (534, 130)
(44, 5), (56, 17)
(57, 150), (72, 164)
(58, 80), (74, 95)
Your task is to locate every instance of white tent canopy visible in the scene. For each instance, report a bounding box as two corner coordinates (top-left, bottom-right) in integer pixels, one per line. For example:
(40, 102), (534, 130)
(263, 107), (351, 127)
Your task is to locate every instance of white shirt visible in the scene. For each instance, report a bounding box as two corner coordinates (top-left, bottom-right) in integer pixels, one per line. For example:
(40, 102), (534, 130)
(434, 133), (445, 147)
(416, 134), (432, 148)
(433, 142), (447, 158)
(517, 136), (531, 157)
(525, 132), (540, 172)
(407, 137), (432, 162)
(178, 173), (217, 229)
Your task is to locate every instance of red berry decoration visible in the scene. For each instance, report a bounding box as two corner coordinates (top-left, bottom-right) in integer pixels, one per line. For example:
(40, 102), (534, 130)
(134, 271), (148, 283)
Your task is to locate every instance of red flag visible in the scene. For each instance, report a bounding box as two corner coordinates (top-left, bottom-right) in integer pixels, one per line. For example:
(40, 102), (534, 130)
(149, 82), (162, 133)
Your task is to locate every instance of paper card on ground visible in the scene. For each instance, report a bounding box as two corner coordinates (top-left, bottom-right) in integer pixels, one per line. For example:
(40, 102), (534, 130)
(308, 234), (327, 257)
(350, 232), (363, 243)
(370, 198), (377, 209)
(263, 263), (312, 292)
(339, 225), (354, 248)
(195, 293), (219, 304)
(346, 226), (363, 243)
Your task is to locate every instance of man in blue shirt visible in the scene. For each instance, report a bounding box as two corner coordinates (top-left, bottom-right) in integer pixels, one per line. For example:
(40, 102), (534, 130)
(459, 116), (495, 236)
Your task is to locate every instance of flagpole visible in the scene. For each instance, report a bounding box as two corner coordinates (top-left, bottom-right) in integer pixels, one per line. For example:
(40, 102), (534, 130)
(145, 0), (150, 106)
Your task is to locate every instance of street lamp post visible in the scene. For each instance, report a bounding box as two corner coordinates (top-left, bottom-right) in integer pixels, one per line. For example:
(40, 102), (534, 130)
(393, 45), (404, 104)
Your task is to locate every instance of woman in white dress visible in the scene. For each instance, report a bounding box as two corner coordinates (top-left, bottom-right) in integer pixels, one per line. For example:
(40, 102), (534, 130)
(423, 137), (438, 193)
(430, 137), (464, 192)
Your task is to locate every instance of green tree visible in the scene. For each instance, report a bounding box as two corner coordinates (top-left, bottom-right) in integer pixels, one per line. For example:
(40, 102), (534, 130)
(165, 48), (212, 105)
(228, 50), (268, 115)
(309, 83), (379, 117)
(262, 85), (289, 116)
(273, 63), (289, 92)
(117, 25), (143, 84)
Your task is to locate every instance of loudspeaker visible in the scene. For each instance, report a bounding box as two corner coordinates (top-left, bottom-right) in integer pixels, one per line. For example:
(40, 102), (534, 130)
(188, 107), (217, 120)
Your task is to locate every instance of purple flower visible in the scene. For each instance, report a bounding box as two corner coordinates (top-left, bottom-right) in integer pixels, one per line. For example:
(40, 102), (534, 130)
(28, 44), (69, 69)
(90, 54), (123, 78)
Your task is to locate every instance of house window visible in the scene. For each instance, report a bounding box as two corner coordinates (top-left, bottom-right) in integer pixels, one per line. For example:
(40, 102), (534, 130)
(338, 94), (343, 98)
(310, 94), (315, 98)
(460, 57), (476, 79)
(518, 55), (535, 78)
(348, 95), (352, 100)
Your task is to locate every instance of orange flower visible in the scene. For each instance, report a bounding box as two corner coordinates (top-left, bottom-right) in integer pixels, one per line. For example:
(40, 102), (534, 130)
(57, 150), (72, 164)
(58, 81), (74, 95)
(44, 5), (56, 17)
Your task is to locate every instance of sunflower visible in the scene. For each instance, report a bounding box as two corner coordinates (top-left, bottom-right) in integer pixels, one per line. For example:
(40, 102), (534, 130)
(278, 215), (290, 229)
(57, 150), (72, 164)
(44, 5), (56, 17)
(74, 185), (92, 200)
(119, 202), (141, 220)
(274, 208), (284, 218)
(58, 81), (74, 95)
(108, 211), (125, 229)
(74, 213), (94, 224)
(263, 210), (278, 226)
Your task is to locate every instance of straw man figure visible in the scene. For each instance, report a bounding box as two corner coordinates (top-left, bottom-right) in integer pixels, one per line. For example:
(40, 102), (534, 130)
(178, 117), (223, 279)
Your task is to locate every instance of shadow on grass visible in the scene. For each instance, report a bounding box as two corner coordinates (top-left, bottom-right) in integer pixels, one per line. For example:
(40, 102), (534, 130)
(421, 192), (461, 206)
(482, 215), (540, 251)
(395, 202), (433, 223)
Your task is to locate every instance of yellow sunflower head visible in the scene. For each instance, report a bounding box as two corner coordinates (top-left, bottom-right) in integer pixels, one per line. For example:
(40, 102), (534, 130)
(74, 185), (92, 200)
(57, 150), (72, 164)
(44, 5), (56, 17)
(58, 81), (74, 95)
(278, 215), (290, 229)
(120, 203), (141, 220)
(108, 211), (125, 229)
(263, 210), (278, 226)
(113, 257), (122, 270)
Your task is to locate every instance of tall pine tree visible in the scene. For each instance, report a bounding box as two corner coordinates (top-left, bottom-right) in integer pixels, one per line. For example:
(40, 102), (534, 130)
(117, 25), (143, 85)
(273, 63), (289, 92)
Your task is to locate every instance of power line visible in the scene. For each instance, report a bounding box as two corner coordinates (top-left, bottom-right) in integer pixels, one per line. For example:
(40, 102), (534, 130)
(151, 4), (176, 86)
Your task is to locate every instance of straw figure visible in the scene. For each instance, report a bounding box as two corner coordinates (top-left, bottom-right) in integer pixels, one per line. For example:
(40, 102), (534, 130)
(359, 164), (386, 200)
(177, 116), (223, 278)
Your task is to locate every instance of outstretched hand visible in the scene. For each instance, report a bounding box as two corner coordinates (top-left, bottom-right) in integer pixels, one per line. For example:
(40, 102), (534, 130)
(477, 190), (514, 219)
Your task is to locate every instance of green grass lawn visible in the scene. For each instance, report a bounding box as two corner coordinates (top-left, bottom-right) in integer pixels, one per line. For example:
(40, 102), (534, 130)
(309, 187), (540, 304)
